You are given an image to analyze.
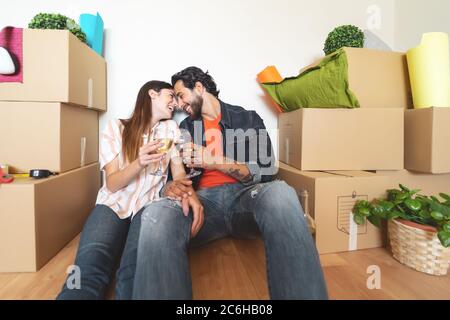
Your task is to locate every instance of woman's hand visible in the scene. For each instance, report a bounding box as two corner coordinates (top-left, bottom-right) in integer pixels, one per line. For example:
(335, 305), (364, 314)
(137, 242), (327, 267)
(138, 140), (165, 168)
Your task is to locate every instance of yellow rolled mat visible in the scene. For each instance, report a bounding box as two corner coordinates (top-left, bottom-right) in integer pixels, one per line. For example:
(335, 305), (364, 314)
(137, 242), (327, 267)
(407, 32), (450, 108)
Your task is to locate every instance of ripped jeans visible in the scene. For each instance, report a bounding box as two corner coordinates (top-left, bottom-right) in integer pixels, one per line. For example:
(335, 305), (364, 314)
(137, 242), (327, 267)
(132, 180), (328, 300)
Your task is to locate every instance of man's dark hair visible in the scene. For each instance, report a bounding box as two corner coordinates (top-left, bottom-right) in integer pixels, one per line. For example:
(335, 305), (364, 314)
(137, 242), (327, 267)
(171, 66), (220, 97)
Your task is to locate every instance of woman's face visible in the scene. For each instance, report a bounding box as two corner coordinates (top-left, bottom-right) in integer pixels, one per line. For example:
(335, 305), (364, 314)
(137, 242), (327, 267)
(150, 88), (177, 120)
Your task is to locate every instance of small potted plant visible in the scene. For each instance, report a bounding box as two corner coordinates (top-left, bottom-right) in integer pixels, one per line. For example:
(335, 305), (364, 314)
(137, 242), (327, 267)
(353, 184), (450, 276)
(323, 25), (364, 55)
(28, 13), (87, 43)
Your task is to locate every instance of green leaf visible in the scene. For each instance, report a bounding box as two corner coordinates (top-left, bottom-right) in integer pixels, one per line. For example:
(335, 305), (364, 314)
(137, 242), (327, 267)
(355, 200), (370, 208)
(399, 184), (410, 192)
(395, 192), (409, 202)
(418, 210), (430, 219)
(430, 196), (441, 203)
(387, 211), (401, 220)
(429, 200), (442, 212)
(396, 209), (412, 220)
(437, 231), (450, 248)
(404, 199), (422, 212)
(431, 211), (444, 221)
(379, 200), (395, 212)
(359, 207), (371, 217)
(443, 223), (450, 233)
(387, 189), (400, 201)
(439, 193), (450, 201)
(368, 215), (382, 228)
(372, 204), (388, 220)
(353, 214), (366, 225)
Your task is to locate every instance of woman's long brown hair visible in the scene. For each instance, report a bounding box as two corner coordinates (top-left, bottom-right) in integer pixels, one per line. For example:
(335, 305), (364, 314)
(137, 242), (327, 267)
(120, 80), (173, 163)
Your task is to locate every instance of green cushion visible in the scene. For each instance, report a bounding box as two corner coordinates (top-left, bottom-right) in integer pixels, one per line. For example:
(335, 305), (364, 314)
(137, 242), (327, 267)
(261, 49), (360, 112)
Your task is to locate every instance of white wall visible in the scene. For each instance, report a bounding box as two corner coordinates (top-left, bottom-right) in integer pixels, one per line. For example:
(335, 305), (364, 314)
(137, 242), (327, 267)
(1, 0), (395, 155)
(395, 0), (450, 52)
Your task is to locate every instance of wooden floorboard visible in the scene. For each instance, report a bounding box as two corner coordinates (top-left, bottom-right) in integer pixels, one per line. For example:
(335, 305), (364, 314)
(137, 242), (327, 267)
(0, 234), (449, 300)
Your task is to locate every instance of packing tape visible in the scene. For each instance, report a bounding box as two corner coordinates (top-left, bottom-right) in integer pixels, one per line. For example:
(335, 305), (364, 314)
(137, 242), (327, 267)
(12, 173), (29, 178)
(0, 164), (8, 174)
(88, 78), (93, 109)
(348, 212), (358, 251)
(81, 137), (87, 166)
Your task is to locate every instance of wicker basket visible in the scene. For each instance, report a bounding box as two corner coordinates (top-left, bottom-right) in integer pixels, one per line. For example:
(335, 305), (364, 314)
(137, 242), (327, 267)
(388, 219), (450, 276)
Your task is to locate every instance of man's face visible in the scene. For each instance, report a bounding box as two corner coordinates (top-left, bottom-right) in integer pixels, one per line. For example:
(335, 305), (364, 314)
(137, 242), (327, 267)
(174, 80), (203, 119)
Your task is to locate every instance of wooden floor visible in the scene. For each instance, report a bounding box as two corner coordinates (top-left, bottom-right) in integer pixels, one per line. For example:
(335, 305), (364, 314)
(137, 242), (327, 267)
(1, 235), (449, 300)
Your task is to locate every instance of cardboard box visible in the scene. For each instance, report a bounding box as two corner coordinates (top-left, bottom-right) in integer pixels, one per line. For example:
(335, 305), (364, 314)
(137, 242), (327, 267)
(277, 162), (389, 254)
(0, 29), (107, 111)
(374, 170), (450, 196)
(0, 102), (99, 174)
(278, 108), (404, 171)
(405, 107), (450, 174)
(0, 163), (100, 272)
(302, 47), (413, 109)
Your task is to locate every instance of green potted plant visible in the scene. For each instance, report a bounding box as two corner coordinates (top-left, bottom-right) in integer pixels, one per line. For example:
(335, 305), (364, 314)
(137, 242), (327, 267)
(353, 184), (450, 275)
(323, 25), (364, 55)
(28, 13), (87, 43)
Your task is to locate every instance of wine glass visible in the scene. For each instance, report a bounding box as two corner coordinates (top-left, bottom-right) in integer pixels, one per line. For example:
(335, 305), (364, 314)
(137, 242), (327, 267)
(177, 130), (202, 179)
(152, 126), (174, 176)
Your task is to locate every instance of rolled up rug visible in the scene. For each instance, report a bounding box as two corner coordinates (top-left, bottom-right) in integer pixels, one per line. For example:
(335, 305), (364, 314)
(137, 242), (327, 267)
(407, 32), (450, 108)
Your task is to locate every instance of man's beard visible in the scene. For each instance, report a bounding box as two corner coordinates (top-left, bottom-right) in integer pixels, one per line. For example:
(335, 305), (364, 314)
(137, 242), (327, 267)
(188, 94), (203, 119)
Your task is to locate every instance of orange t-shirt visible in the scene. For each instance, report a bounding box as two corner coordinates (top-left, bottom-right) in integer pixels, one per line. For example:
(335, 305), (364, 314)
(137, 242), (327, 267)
(198, 114), (238, 189)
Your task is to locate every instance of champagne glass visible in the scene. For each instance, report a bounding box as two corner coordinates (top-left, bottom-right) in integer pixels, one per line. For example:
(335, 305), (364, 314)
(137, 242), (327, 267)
(177, 130), (202, 179)
(152, 126), (174, 176)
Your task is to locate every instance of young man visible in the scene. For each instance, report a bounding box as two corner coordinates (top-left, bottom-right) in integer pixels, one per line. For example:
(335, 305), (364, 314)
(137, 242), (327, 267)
(132, 67), (328, 300)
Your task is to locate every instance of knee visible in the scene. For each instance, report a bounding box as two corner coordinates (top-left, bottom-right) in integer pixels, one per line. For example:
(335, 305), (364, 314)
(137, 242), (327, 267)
(139, 199), (190, 247)
(256, 181), (300, 213)
(253, 181), (304, 229)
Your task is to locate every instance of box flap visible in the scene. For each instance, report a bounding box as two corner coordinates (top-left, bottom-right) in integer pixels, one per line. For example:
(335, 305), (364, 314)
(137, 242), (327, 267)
(325, 170), (377, 178)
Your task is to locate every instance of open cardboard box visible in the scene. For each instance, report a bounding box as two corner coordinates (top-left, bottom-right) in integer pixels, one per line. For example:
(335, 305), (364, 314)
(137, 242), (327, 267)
(301, 47), (413, 109)
(0, 163), (100, 272)
(0, 29), (107, 111)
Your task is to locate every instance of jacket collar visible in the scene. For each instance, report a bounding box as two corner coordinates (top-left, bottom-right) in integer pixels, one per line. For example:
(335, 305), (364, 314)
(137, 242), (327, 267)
(218, 99), (231, 128)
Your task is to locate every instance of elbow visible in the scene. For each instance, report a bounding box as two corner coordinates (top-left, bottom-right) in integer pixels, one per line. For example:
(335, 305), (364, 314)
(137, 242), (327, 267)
(106, 179), (118, 193)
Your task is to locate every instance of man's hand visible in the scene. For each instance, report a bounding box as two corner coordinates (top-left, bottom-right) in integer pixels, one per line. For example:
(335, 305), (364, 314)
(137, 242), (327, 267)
(163, 179), (204, 237)
(181, 143), (253, 183)
(163, 179), (193, 215)
(181, 143), (224, 170)
(188, 192), (204, 238)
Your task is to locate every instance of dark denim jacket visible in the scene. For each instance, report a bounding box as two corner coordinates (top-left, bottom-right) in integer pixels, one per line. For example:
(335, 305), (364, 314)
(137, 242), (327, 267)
(178, 100), (277, 189)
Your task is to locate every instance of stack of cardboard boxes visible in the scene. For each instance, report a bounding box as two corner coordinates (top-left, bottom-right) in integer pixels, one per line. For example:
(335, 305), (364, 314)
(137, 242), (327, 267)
(277, 47), (449, 254)
(0, 29), (106, 272)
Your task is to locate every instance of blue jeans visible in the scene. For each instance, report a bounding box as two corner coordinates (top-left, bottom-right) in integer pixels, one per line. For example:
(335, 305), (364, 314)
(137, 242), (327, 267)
(57, 204), (142, 300)
(133, 180), (328, 300)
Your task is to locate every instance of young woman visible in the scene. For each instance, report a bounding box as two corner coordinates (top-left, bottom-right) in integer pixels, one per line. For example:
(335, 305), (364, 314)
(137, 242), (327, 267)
(57, 80), (197, 300)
